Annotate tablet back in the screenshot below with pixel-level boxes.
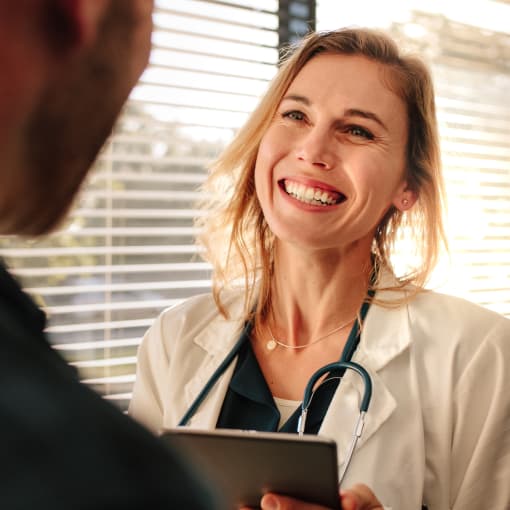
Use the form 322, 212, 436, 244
162, 428, 341, 510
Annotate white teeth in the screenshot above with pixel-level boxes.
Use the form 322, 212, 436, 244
283, 180, 339, 206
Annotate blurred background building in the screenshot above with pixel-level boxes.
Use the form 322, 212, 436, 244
1, 0, 508, 411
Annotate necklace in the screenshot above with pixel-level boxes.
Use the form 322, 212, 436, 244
265, 316, 356, 351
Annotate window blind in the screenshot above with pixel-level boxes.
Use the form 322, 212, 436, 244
317, 0, 510, 318
0, 0, 279, 412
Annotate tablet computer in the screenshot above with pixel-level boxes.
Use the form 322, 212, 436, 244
162, 428, 341, 510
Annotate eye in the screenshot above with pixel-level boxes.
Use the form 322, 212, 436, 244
282, 110, 306, 122
346, 125, 374, 140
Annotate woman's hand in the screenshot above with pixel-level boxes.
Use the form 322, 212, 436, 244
239, 484, 383, 510
340, 485, 384, 510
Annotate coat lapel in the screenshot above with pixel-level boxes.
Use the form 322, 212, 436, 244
182, 301, 247, 429
320, 296, 411, 468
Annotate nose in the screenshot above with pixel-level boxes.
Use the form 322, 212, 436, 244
295, 126, 335, 170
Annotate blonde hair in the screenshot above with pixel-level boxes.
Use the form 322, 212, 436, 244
196, 27, 447, 318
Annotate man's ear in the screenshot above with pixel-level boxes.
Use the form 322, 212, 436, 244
392, 181, 418, 212
46, 0, 109, 52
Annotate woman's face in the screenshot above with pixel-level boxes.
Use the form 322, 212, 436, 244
254, 53, 415, 254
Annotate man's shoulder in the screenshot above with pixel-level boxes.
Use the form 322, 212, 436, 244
0, 305, 217, 509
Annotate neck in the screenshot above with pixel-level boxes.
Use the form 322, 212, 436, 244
265, 242, 372, 348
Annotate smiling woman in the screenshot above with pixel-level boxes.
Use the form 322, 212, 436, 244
129, 27, 510, 510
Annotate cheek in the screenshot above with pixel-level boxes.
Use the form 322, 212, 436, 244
254, 136, 274, 186
257, 131, 275, 163
254, 126, 293, 206
254, 149, 268, 206
363, 153, 405, 191
130, 2, 154, 80
257, 123, 289, 165
254, 141, 280, 216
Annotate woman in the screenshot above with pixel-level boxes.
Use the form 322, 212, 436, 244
129, 28, 510, 509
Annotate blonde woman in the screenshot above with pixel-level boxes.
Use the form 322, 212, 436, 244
130, 28, 510, 510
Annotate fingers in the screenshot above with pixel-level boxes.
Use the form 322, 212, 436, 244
259, 493, 333, 510
238, 485, 381, 510
340, 484, 383, 510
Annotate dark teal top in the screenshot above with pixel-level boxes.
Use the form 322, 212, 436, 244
216, 305, 368, 434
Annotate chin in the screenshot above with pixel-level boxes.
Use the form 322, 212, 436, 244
272, 228, 334, 252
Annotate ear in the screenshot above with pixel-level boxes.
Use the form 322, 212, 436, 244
392, 180, 418, 212
46, 0, 109, 51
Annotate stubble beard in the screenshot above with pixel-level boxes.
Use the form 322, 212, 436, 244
18, 0, 142, 236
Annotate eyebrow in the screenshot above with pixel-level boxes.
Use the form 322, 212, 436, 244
344, 108, 388, 131
282, 94, 311, 106
281, 95, 388, 131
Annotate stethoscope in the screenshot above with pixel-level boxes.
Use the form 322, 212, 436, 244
178, 300, 373, 487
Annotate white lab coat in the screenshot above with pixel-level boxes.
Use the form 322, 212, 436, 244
129, 286, 510, 509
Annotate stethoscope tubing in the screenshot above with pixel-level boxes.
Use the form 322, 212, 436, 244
302, 360, 372, 414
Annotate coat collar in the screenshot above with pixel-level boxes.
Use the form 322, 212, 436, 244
182, 290, 248, 428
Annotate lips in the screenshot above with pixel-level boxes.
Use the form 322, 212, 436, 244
280, 179, 346, 206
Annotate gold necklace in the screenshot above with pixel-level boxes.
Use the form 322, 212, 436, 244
265, 316, 356, 351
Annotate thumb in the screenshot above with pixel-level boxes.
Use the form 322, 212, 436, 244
340, 489, 359, 510
340, 484, 382, 510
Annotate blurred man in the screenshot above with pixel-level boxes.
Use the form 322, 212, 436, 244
0, 1, 218, 508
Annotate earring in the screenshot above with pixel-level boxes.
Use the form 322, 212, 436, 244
402, 198, 409, 208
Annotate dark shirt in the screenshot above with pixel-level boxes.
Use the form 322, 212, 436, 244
0, 261, 220, 510
216, 322, 357, 434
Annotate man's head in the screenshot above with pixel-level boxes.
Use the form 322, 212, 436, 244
0, 0, 154, 235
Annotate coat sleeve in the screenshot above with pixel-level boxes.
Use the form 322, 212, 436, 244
128, 314, 170, 434
450, 316, 510, 509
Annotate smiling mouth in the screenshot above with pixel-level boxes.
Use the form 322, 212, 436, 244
280, 179, 346, 206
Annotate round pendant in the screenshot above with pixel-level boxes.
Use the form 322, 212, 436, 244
266, 339, 277, 351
